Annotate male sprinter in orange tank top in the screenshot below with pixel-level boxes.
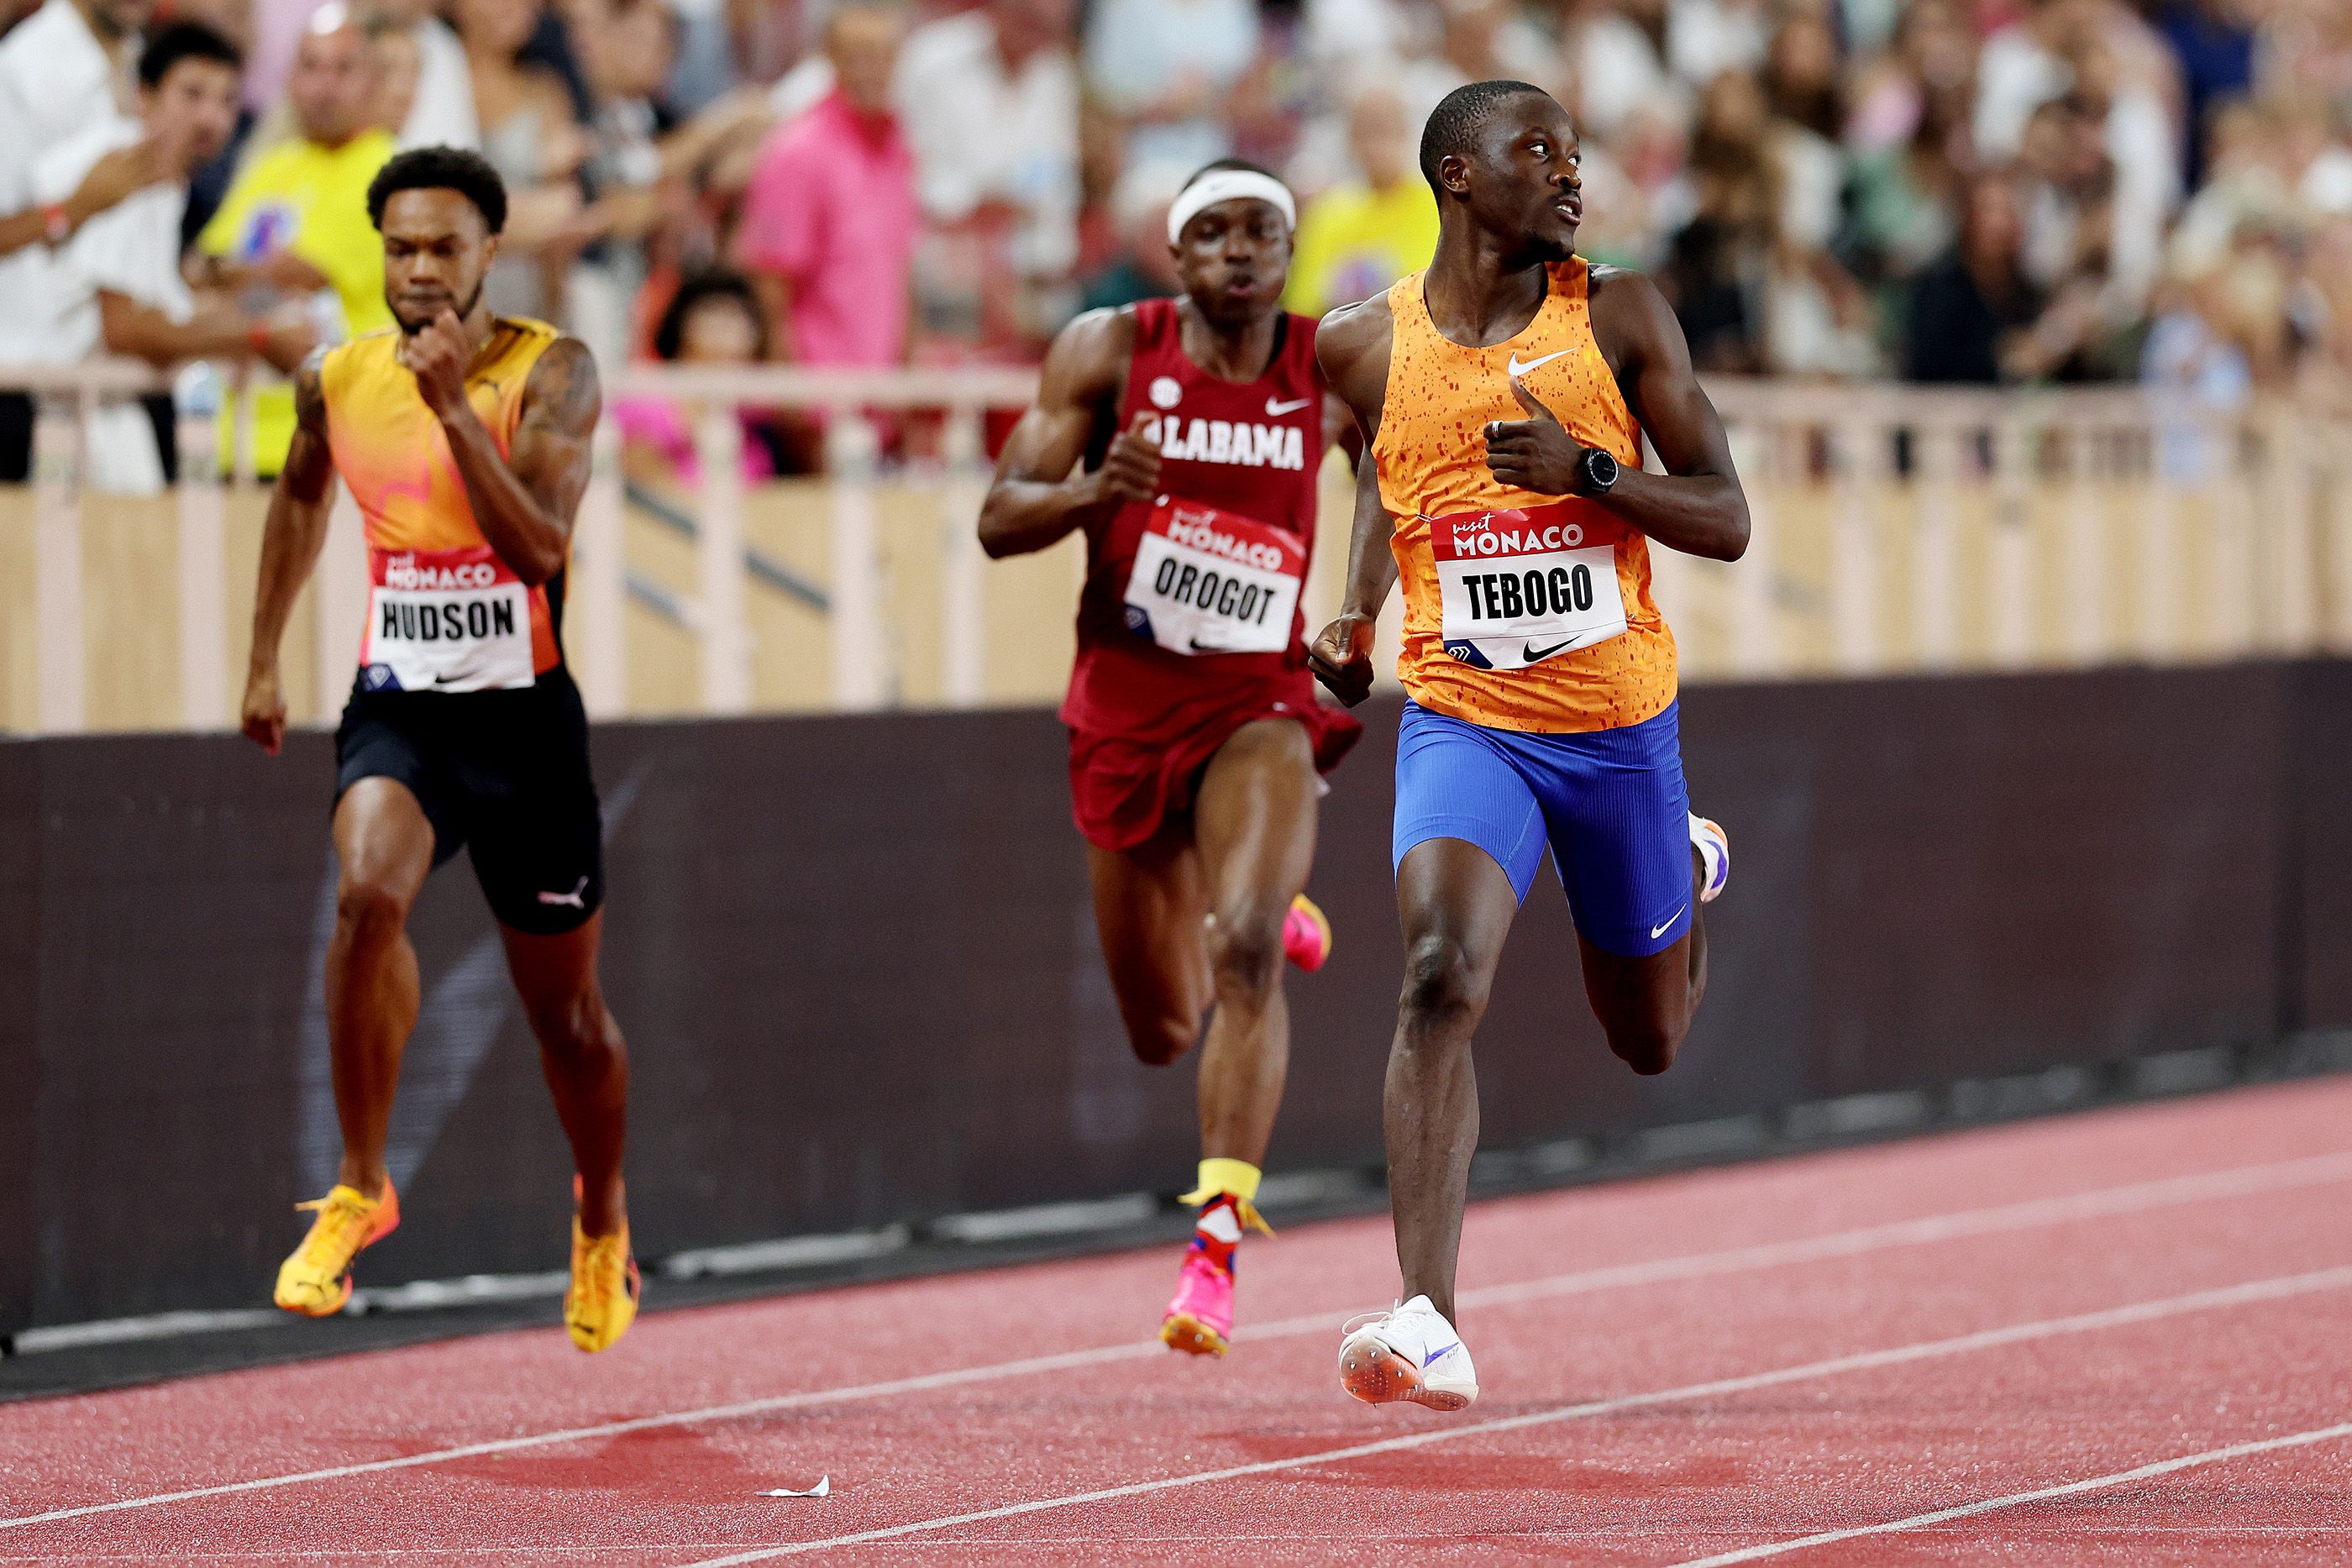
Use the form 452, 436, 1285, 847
981, 160, 1362, 1356
239, 148, 638, 1352
1312, 81, 1747, 1410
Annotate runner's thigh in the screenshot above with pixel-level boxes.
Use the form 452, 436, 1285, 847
1194, 717, 1320, 915
1539, 701, 1691, 959
1392, 702, 1548, 903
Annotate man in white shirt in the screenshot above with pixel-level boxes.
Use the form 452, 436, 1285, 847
1083, 0, 1257, 173
0, 0, 151, 478
893, 0, 1079, 338
37, 20, 314, 488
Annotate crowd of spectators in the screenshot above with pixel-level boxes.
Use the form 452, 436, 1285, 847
4, 0, 2352, 487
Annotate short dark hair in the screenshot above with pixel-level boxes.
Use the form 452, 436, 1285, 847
653, 269, 769, 362
1180, 156, 1284, 191
366, 146, 509, 234
1419, 78, 1553, 193
138, 19, 242, 89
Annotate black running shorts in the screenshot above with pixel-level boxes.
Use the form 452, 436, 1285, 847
333, 666, 604, 935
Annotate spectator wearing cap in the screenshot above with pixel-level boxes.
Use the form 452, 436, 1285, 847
35, 22, 317, 489
735, 0, 914, 370
195, 3, 396, 474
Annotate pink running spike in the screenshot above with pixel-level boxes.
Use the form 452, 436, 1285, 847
1282, 894, 1332, 973
1160, 1248, 1235, 1356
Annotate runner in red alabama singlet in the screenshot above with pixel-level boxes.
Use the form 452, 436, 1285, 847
1061, 294, 1357, 832
980, 161, 1362, 1361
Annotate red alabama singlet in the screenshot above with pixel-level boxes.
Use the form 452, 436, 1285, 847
1059, 297, 1360, 851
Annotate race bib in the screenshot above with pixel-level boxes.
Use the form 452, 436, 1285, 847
1122, 496, 1305, 656
360, 544, 536, 692
1431, 503, 1628, 671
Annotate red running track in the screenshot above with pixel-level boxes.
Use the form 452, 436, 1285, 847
5, 1077, 2351, 1564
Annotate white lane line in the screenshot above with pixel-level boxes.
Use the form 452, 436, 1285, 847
8, 1149, 2351, 1534
1669, 1419, 2352, 1566
1446, 1146, 2352, 1314
680, 1266, 2352, 1565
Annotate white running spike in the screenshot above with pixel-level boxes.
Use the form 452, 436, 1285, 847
1689, 813, 1730, 904
1336, 1294, 1479, 1411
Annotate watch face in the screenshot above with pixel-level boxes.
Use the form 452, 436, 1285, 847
1586, 449, 1619, 490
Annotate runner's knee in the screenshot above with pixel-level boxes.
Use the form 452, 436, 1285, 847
1122, 1009, 1198, 1067
1399, 932, 1489, 1032
333, 873, 412, 945
1604, 1011, 1686, 1076
528, 989, 617, 1063
1205, 903, 1284, 997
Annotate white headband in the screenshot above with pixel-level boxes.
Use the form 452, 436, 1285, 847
1167, 170, 1296, 245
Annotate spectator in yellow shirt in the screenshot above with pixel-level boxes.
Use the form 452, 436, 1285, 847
1281, 83, 1437, 318
196, 3, 395, 472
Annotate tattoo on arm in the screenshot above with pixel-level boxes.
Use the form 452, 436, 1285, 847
248, 345, 340, 676
521, 338, 603, 440
512, 337, 601, 527
281, 347, 336, 505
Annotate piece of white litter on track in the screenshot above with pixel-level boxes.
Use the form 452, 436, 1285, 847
758, 1478, 830, 1498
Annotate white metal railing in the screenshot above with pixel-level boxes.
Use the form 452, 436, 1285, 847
5, 360, 2351, 736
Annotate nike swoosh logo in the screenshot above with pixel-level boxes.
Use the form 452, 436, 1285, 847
1651, 905, 1688, 940
1425, 1341, 1460, 1366
1505, 349, 1571, 379
1524, 639, 1572, 661
1265, 396, 1313, 417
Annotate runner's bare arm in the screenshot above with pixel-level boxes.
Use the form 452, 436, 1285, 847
1322, 390, 1363, 469
978, 308, 1147, 559
1306, 298, 1397, 706
242, 349, 338, 755
406, 312, 597, 585
1490, 266, 1747, 561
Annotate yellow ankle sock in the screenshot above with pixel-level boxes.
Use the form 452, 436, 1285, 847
1179, 1157, 1274, 1235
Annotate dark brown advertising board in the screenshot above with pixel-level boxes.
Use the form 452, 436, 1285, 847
3, 661, 2343, 1335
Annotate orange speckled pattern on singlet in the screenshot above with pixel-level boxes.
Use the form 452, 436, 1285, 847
1373, 260, 1676, 734
321, 317, 565, 674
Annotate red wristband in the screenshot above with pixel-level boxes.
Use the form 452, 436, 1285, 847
247, 322, 273, 357
39, 203, 71, 245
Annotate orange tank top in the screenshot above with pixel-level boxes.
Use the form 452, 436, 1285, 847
1373, 260, 1675, 734
321, 317, 566, 692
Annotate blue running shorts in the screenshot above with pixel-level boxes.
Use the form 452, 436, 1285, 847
1392, 699, 1693, 957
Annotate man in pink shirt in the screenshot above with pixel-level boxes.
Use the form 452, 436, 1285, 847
734, 1, 914, 368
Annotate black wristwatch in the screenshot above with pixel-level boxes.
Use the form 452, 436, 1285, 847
1578, 447, 1620, 495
